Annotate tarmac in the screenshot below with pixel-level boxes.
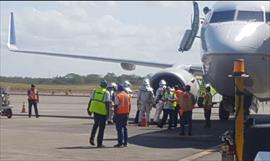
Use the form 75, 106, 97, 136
0, 95, 235, 161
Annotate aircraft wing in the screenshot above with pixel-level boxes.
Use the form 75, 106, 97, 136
6, 13, 173, 71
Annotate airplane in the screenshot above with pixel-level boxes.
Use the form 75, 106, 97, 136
6, 1, 270, 120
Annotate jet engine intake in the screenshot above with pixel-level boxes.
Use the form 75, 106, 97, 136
150, 69, 199, 98
120, 63, 136, 71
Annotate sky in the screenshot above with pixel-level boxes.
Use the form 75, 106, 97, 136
0, 1, 216, 78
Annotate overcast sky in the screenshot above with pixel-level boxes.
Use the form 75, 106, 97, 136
0, 1, 216, 78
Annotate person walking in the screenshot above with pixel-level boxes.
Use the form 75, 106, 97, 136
113, 84, 131, 147
158, 87, 176, 129
27, 84, 39, 118
138, 78, 155, 126
153, 80, 166, 124
88, 80, 110, 148
179, 85, 196, 136
203, 85, 213, 128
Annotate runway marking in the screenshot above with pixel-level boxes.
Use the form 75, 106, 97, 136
179, 144, 221, 161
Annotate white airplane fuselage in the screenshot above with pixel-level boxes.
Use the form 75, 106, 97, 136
200, 1, 270, 101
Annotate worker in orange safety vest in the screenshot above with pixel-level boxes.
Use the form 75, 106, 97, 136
113, 84, 131, 148
173, 85, 184, 127
27, 84, 39, 118
179, 85, 196, 136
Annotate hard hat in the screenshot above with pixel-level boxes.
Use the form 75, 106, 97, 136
108, 82, 117, 88
205, 84, 211, 88
124, 80, 131, 87
143, 78, 150, 86
111, 82, 117, 88
159, 80, 166, 86
100, 80, 108, 88
117, 84, 125, 92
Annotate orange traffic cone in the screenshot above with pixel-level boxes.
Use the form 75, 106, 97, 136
21, 102, 26, 113
140, 110, 148, 127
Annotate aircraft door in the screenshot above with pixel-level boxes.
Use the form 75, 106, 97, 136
178, 1, 199, 52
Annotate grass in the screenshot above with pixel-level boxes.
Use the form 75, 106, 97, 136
0, 82, 140, 94
0, 82, 97, 93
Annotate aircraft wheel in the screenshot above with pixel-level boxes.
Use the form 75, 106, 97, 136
6, 109, 12, 118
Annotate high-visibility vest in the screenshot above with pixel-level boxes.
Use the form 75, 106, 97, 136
175, 89, 184, 106
116, 91, 131, 114
179, 92, 194, 112
89, 87, 108, 116
203, 92, 212, 109
164, 92, 177, 108
28, 89, 38, 101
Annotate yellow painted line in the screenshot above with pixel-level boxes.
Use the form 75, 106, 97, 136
179, 144, 221, 161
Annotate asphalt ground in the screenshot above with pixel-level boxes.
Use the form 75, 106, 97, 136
0, 95, 235, 161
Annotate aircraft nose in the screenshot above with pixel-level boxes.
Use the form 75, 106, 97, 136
203, 23, 267, 54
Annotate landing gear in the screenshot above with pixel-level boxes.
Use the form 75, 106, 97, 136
219, 96, 234, 120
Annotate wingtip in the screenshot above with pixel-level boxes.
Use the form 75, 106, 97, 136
7, 12, 17, 48
7, 43, 18, 51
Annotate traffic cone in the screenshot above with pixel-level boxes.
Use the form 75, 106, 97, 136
21, 102, 26, 113
140, 110, 148, 127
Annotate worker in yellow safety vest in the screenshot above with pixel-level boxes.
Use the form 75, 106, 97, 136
158, 86, 176, 129
179, 85, 196, 136
203, 86, 213, 128
88, 80, 110, 148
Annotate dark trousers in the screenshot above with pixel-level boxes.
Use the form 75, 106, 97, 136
160, 109, 174, 128
180, 111, 192, 135
90, 113, 107, 146
115, 114, 128, 145
28, 100, 39, 117
134, 110, 140, 123
173, 106, 180, 127
204, 109, 211, 127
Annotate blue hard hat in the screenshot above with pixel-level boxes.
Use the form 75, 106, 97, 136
100, 80, 108, 88
117, 84, 125, 92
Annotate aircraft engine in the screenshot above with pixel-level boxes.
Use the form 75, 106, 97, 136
120, 63, 136, 71
150, 68, 199, 98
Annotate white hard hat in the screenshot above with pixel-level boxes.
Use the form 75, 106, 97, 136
108, 82, 117, 90
111, 82, 117, 88
159, 80, 166, 86
143, 78, 150, 86
124, 80, 131, 87
205, 83, 211, 88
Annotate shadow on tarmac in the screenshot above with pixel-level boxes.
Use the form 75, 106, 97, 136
128, 120, 234, 149
57, 146, 115, 149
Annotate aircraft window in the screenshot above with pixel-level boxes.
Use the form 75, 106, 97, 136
237, 11, 264, 22
210, 10, 235, 23
266, 12, 270, 22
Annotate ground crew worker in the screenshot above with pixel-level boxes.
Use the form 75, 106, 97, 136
138, 78, 155, 126
173, 85, 184, 127
203, 86, 212, 128
179, 85, 196, 136
88, 80, 110, 148
113, 84, 131, 147
27, 84, 39, 118
158, 87, 176, 129
107, 82, 117, 125
153, 80, 166, 124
